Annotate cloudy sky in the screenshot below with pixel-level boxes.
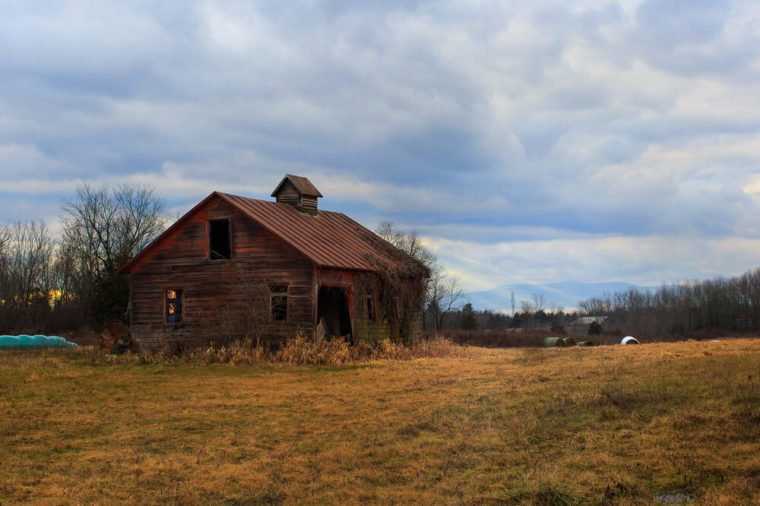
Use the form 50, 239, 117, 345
2, 0, 760, 291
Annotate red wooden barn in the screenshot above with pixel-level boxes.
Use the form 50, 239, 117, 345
122, 175, 428, 350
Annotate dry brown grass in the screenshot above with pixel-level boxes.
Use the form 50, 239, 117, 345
105, 335, 462, 366
1, 339, 759, 504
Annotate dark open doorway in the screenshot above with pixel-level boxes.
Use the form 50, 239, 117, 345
317, 286, 352, 342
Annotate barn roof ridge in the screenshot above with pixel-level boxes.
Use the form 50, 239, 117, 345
217, 192, 411, 272
123, 191, 426, 276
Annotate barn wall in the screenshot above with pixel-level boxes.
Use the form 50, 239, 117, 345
129, 197, 315, 350
316, 269, 426, 345
347, 271, 392, 345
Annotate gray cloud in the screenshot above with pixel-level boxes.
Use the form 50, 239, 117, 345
1, 0, 760, 288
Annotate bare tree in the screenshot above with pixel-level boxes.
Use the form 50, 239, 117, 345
0, 224, 10, 251
519, 299, 535, 331
5, 222, 54, 303
520, 299, 534, 314
428, 272, 466, 330
376, 220, 465, 331
531, 293, 546, 313
61, 183, 167, 323
0, 222, 56, 332
376, 221, 404, 249
376, 220, 436, 268
0, 224, 9, 298
62, 183, 166, 274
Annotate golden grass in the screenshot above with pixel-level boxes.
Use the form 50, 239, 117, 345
104, 336, 462, 366
1, 339, 759, 505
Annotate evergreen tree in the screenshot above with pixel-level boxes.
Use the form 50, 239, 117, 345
460, 303, 478, 330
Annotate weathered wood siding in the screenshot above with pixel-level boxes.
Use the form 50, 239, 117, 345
347, 270, 390, 344
129, 197, 315, 350
299, 195, 318, 215
274, 180, 300, 206
274, 180, 318, 214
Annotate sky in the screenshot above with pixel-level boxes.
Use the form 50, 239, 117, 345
1, 0, 760, 291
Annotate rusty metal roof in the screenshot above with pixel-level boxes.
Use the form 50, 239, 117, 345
219, 192, 413, 272
123, 191, 425, 275
271, 174, 323, 198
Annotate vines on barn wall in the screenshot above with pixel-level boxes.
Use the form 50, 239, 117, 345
352, 272, 386, 344
359, 226, 430, 343
366, 257, 427, 344
352, 274, 370, 340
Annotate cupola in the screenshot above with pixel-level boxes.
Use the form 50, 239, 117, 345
271, 174, 323, 215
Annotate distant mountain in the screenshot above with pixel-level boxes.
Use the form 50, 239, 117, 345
466, 281, 650, 312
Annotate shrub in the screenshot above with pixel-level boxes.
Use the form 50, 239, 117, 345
588, 322, 603, 335
185, 338, 269, 365
110, 335, 138, 355
276, 334, 352, 366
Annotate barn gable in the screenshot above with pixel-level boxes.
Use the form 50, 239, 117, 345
124, 178, 426, 277
121, 194, 314, 275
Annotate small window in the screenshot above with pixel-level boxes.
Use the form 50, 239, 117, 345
209, 219, 231, 259
366, 294, 376, 321
165, 289, 183, 323
271, 284, 288, 321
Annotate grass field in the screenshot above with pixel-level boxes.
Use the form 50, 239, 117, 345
1, 340, 759, 505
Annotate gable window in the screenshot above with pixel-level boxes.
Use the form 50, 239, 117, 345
270, 284, 288, 321
366, 293, 376, 321
165, 289, 183, 324
209, 219, 231, 259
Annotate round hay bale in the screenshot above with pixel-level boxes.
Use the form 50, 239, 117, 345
543, 337, 565, 347
621, 336, 640, 345
561, 337, 576, 347
576, 341, 594, 347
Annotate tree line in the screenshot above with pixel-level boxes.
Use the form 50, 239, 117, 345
578, 268, 760, 337
0, 184, 166, 333
2, 189, 463, 335
2, 188, 457, 335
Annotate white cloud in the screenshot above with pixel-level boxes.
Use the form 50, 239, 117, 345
1, 0, 760, 289
426, 234, 760, 291
0, 143, 77, 178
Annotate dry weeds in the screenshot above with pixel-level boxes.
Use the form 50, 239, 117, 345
1, 339, 759, 505
97, 335, 462, 366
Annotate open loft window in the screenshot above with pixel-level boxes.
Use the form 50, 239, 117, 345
165, 289, 182, 324
271, 284, 288, 321
209, 219, 231, 259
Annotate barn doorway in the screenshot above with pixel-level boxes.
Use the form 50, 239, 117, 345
317, 286, 353, 342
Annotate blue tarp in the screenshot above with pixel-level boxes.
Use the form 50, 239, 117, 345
0, 335, 78, 349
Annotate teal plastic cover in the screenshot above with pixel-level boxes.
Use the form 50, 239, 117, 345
0, 335, 78, 349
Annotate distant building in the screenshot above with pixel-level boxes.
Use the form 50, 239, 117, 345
122, 174, 429, 350
569, 316, 608, 335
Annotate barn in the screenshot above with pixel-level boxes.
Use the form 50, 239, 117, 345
121, 175, 429, 351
